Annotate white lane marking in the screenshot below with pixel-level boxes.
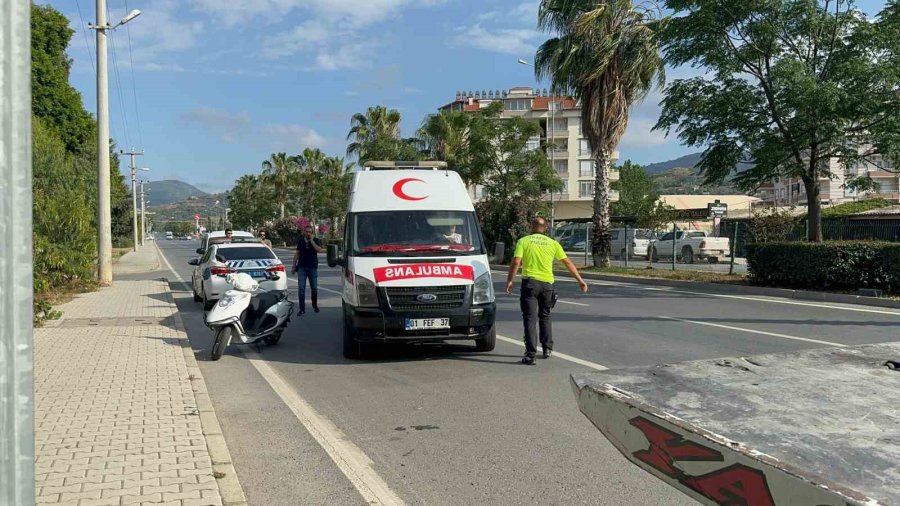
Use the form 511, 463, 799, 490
503, 293, 590, 307
659, 316, 847, 348
243, 352, 406, 506
495, 270, 900, 317
156, 243, 191, 289
495, 334, 609, 370
160, 245, 404, 505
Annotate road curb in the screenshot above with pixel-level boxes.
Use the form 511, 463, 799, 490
491, 264, 900, 310
161, 245, 249, 506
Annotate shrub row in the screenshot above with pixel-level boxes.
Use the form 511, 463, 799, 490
745, 241, 900, 293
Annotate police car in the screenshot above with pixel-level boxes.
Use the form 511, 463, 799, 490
190, 243, 286, 310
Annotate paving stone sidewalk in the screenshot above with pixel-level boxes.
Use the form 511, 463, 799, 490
34, 274, 232, 505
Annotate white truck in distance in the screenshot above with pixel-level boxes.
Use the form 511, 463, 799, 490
648, 230, 730, 264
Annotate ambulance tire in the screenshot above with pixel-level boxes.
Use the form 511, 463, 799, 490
342, 308, 361, 359
475, 324, 496, 352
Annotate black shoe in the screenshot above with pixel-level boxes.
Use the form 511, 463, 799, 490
542, 349, 552, 359
313, 307, 320, 313
521, 356, 536, 365
299, 310, 306, 315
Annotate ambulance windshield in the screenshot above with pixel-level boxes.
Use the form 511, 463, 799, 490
351, 211, 484, 256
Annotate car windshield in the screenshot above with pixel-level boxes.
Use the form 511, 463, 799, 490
216, 247, 276, 261
634, 230, 652, 239
352, 211, 484, 256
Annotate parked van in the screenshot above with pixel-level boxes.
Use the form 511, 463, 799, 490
327, 161, 496, 359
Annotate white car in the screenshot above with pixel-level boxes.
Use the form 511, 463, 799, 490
196, 230, 256, 258
190, 243, 287, 310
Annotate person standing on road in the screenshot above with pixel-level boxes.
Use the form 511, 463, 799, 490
506, 217, 588, 365
291, 226, 324, 315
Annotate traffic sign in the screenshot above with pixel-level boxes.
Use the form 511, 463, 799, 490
193, 214, 201, 220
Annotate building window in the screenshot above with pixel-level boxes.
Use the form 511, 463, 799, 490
579, 181, 594, 197
579, 160, 594, 177
553, 160, 567, 174
578, 139, 591, 155
550, 118, 567, 133
525, 137, 541, 151
504, 98, 532, 111
560, 180, 569, 194
549, 101, 562, 112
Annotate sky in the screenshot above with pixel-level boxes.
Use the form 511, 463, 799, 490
47, 0, 888, 194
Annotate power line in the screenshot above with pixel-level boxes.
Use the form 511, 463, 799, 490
123, 0, 144, 150
106, 8, 132, 150
73, 0, 96, 73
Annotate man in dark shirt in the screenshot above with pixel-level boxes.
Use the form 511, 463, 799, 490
291, 226, 323, 314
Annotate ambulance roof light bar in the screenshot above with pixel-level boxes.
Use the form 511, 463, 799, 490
362, 161, 448, 171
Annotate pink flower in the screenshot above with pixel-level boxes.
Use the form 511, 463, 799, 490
294, 217, 310, 229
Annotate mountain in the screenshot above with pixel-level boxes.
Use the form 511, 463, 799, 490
643, 152, 703, 175
150, 193, 227, 224
146, 180, 209, 206
651, 167, 737, 195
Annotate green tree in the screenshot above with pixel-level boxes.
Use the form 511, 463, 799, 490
31, 3, 95, 154
612, 161, 659, 221
655, 0, 900, 242
346, 106, 419, 163
536, 0, 667, 267
261, 152, 300, 218
229, 174, 277, 229
467, 103, 563, 261
417, 110, 474, 183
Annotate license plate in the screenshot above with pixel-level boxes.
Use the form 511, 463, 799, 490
405, 318, 450, 330
248, 270, 266, 278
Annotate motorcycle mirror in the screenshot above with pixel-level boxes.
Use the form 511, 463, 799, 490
196, 248, 205, 255
188, 259, 199, 266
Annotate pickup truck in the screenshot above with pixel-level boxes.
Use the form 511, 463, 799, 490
571, 342, 900, 505
648, 230, 730, 264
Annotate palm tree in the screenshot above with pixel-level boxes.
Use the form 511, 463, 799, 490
536, 0, 666, 267
261, 152, 300, 218
346, 106, 402, 162
417, 110, 473, 183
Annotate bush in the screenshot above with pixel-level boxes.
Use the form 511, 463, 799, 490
746, 242, 900, 292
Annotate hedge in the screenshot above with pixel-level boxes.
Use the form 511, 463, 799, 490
745, 241, 900, 293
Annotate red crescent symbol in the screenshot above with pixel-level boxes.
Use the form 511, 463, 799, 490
392, 178, 428, 201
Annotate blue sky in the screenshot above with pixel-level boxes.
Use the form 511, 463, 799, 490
48, 0, 888, 193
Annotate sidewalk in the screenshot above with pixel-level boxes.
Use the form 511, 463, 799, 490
34, 245, 244, 505
113, 243, 161, 274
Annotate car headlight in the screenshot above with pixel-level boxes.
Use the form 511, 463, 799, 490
355, 274, 379, 307
472, 272, 494, 304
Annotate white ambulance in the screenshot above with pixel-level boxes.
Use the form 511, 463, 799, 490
326, 161, 496, 359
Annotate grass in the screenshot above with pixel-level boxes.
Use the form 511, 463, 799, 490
112, 247, 132, 262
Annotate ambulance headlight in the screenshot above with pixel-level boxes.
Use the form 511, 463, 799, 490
355, 274, 379, 307
472, 272, 494, 304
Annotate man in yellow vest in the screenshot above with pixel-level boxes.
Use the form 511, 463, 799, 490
506, 217, 588, 365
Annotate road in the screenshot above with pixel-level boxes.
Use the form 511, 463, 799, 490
147, 239, 899, 505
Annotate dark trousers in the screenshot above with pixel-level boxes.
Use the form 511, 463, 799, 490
297, 266, 318, 312
520, 278, 554, 357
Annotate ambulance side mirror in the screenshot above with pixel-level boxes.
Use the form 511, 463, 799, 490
326, 244, 344, 268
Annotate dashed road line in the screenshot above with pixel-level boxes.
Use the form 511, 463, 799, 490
495, 334, 609, 370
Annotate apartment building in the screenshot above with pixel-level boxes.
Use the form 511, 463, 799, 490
770, 153, 898, 206
439, 87, 619, 221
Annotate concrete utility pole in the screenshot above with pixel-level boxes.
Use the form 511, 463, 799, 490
139, 180, 147, 246
1, 0, 35, 503
89, 4, 141, 281
95, 0, 113, 281
121, 150, 144, 252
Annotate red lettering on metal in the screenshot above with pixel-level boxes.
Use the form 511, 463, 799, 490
630, 417, 723, 477
685, 465, 776, 506
373, 264, 474, 283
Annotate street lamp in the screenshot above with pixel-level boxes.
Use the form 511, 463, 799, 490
88, 3, 142, 284
518, 58, 556, 233
137, 170, 149, 246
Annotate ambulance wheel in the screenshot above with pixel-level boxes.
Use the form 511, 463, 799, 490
475, 325, 496, 352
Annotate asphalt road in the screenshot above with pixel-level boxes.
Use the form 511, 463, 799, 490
147, 239, 900, 505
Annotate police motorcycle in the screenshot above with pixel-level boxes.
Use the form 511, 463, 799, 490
206, 271, 294, 361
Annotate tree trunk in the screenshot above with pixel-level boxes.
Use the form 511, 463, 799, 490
802, 177, 823, 242
591, 149, 612, 268
279, 202, 285, 219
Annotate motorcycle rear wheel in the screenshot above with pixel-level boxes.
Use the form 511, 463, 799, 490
211, 326, 232, 361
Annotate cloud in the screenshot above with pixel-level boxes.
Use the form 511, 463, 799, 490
181, 108, 251, 143
620, 118, 670, 148
260, 124, 330, 151
452, 24, 541, 55
118, 0, 204, 64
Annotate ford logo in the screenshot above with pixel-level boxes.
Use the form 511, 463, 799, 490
416, 293, 438, 303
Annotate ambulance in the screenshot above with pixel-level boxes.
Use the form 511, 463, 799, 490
326, 161, 496, 359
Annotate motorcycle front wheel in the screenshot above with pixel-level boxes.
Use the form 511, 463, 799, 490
211, 326, 233, 361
